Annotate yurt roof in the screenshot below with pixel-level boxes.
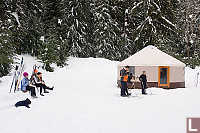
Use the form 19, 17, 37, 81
119, 45, 186, 67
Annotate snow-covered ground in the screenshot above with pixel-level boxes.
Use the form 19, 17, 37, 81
0, 55, 200, 133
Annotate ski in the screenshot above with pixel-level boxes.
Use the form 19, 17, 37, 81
9, 65, 19, 93
15, 63, 25, 92
14, 57, 24, 92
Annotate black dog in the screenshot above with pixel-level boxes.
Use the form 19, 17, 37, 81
15, 98, 31, 108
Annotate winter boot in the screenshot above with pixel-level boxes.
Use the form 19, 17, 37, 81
44, 90, 49, 93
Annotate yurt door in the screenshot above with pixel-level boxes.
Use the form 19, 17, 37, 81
158, 66, 170, 88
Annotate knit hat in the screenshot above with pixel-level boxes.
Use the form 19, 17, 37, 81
23, 72, 28, 77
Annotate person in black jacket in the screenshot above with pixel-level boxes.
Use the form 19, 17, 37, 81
31, 72, 53, 96
139, 71, 147, 95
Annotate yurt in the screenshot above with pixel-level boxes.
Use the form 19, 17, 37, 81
117, 45, 186, 89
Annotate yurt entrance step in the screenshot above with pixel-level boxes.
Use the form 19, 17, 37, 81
158, 66, 170, 88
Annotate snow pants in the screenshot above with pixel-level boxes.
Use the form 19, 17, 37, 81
35, 83, 52, 94
121, 81, 129, 96
26, 85, 36, 96
141, 82, 147, 94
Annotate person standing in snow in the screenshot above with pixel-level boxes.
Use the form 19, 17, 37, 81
120, 66, 130, 97
21, 72, 37, 98
31, 71, 53, 96
139, 71, 148, 95
127, 73, 135, 89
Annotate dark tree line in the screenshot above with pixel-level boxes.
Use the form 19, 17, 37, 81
0, 0, 200, 77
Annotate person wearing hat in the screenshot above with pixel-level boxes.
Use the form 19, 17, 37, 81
30, 68, 38, 83
31, 71, 53, 96
120, 66, 130, 97
21, 72, 37, 98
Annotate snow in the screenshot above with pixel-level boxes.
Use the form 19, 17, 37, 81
10, 12, 21, 27
0, 55, 200, 133
76, 19, 79, 28
125, 9, 128, 14
153, 1, 161, 12
125, 22, 128, 26
131, 1, 143, 12
190, 39, 194, 44
161, 16, 176, 28
58, 19, 62, 25
136, 16, 148, 31
8, 19, 11, 23
40, 36, 44, 42
185, 67, 200, 87
134, 36, 139, 41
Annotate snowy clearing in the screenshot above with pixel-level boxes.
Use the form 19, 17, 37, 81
0, 55, 200, 133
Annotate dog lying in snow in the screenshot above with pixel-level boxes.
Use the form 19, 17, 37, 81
15, 98, 31, 108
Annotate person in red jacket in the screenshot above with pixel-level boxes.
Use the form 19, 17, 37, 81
21, 72, 37, 98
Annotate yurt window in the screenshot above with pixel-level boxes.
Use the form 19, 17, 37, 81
129, 66, 135, 76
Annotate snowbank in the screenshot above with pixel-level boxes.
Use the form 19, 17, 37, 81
0, 55, 200, 133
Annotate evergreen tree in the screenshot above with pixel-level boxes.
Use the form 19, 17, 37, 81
19, 0, 44, 56
131, 0, 178, 49
38, 0, 69, 71
62, 0, 94, 57
176, 0, 200, 67
0, 0, 15, 77
109, 0, 136, 60
93, 0, 122, 60
4, 0, 44, 55
1, 0, 200, 76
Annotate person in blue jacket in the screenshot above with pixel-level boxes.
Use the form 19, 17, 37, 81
21, 72, 37, 98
